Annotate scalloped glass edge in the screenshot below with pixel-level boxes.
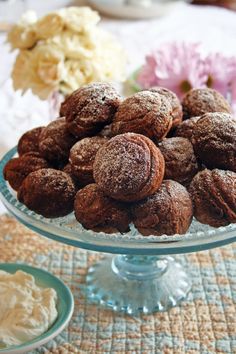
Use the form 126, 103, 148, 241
1, 148, 236, 253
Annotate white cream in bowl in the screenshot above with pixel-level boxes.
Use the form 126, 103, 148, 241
0, 270, 58, 349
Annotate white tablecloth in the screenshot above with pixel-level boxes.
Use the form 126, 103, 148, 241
1, 2, 236, 213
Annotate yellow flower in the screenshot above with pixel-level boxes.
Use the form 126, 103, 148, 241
35, 13, 64, 40
58, 7, 100, 33
8, 24, 37, 49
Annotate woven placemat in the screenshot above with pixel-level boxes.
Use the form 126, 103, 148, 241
0, 214, 235, 354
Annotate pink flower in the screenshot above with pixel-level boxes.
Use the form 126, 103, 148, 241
204, 53, 236, 97
137, 42, 207, 98
230, 80, 236, 115
227, 59, 236, 113
137, 55, 157, 89
137, 41, 236, 113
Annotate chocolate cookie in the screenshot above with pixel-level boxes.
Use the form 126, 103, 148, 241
18, 168, 76, 218
182, 88, 231, 119
62, 82, 121, 138
132, 180, 193, 236
38, 118, 77, 164
93, 133, 165, 202
189, 169, 236, 227
18, 127, 44, 156
62, 163, 81, 189
159, 137, 199, 187
111, 91, 173, 142
191, 112, 236, 171
74, 184, 131, 233
3, 153, 50, 191
99, 124, 114, 138
174, 116, 200, 143
69, 136, 108, 186
149, 87, 183, 128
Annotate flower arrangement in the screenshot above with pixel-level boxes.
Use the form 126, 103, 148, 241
137, 42, 236, 109
7, 7, 126, 100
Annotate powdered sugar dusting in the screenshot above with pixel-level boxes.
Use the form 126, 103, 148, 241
67, 83, 121, 123
192, 112, 236, 171
112, 91, 172, 141
189, 168, 236, 227
114, 91, 162, 123
70, 136, 107, 167
39, 117, 76, 162
175, 116, 200, 141
159, 137, 198, 186
183, 88, 231, 118
94, 133, 151, 196
64, 82, 122, 137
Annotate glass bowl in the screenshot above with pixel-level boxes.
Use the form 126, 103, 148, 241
1, 147, 236, 315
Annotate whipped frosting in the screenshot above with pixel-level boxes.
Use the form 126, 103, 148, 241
0, 270, 58, 349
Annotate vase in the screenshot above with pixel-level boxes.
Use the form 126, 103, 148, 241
48, 91, 65, 120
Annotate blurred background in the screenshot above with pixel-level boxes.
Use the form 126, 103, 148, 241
191, 0, 236, 9
0, 0, 236, 29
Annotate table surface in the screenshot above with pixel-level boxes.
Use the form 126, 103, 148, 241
1, 214, 236, 354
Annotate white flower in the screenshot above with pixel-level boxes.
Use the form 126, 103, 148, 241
9, 6, 126, 99
91, 29, 126, 82
58, 29, 126, 94
8, 24, 37, 49
60, 59, 93, 94
19, 10, 38, 26
57, 7, 100, 33
46, 30, 95, 60
30, 45, 64, 98
33, 45, 64, 84
12, 45, 65, 99
35, 13, 64, 40
12, 50, 33, 92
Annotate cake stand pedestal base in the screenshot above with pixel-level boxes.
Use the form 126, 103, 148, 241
86, 255, 191, 315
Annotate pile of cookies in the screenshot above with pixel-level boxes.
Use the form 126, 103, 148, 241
3, 82, 236, 236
